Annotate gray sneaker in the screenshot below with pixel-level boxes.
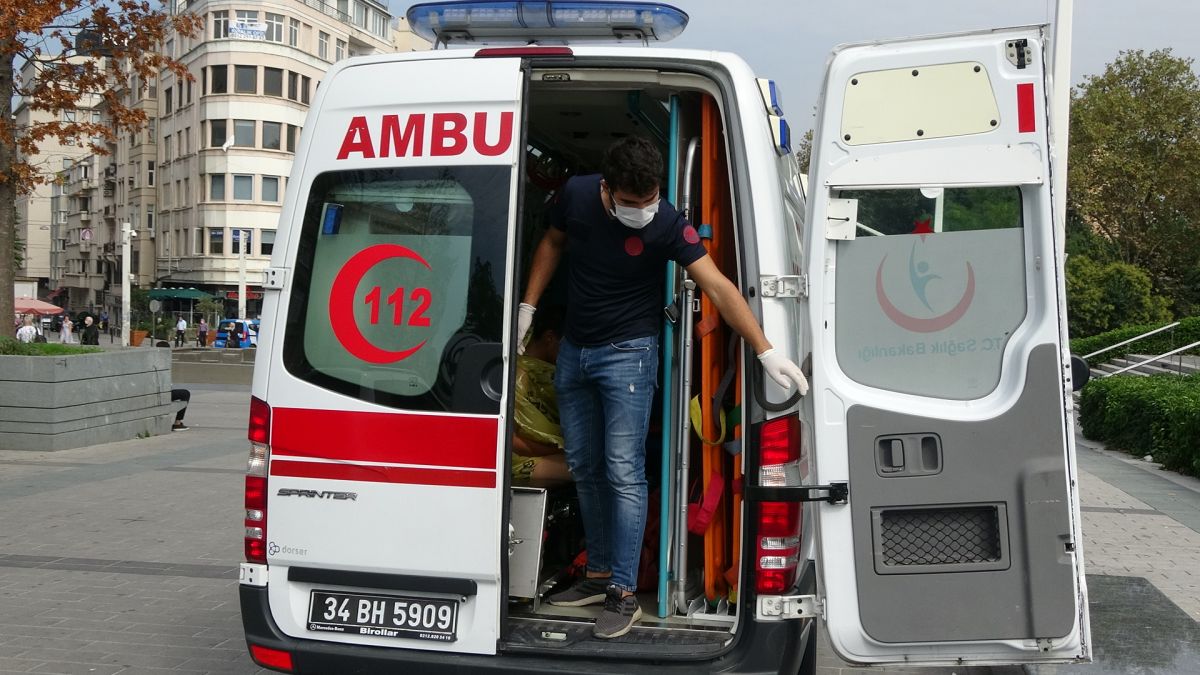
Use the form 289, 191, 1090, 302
547, 576, 610, 607
593, 586, 642, 639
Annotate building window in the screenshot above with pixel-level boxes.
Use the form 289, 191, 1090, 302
289, 18, 300, 46
233, 174, 254, 200
301, 76, 311, 104
373, 12, 388, 37
210, 174, 225, 200
233, 119, 255, 147
163, 135, 171, 161
211, 65, 227, 94
212, 10, 229, 38
184, 127, 191, 155
186, 79, 192, 104
264, 67, 283, 97
335, 39, 346, 61
210, 119, 227, 147
265, 13, 284, 42
318, 31, 329, 60
184, 177, 190, 204
235, 10, 258, 25
165, 39, 174, 58
201, 67, 207, 95
163, 88, 172, 114
261, 229, 275, 256
208, 228, 224, 255
262, 122, 282, 150
287, 72, 299, 101
193, 228, 203, 255
287, 124, 299, 153
235, 65, 256, 94
262, 176, 280, 202
147, 161, 155, 187
354, 2, 366, 28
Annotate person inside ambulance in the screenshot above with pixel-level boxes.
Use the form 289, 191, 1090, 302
511, 305, 572, 486
518, 136, 809, 639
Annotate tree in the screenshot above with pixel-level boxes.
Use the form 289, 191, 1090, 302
0, 1, 202, 326
795, 128, 813, 175
1068, 49, 1200, 313
1065, 255, 1172, 337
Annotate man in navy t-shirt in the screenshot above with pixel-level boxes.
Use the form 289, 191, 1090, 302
518, 136, 807, 639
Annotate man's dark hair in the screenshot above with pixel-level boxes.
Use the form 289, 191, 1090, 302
531, 304, 565, 340
601, 136, 663, 196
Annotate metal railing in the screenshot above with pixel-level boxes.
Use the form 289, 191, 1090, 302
1082, 321, 1180, 360
1103, 341, 1200, 377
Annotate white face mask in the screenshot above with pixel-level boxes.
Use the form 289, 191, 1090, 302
612, 201, 659, 229
606, 185, 660, 229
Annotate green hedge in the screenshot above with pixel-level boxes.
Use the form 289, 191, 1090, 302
0, 337, 102, 356
1078, 373, 1200, 477
1070, 316, 1200, 367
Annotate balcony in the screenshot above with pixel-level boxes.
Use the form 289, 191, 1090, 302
79, 211, 91, 222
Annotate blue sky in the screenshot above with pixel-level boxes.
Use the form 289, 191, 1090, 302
390, 0, 1200, 133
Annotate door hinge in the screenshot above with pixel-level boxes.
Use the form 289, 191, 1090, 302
760, 274, 807, 299
757, 594, 821, 620
264, 267, 288, 290
1007, 38, 1032, 69
746, 482, 849, 505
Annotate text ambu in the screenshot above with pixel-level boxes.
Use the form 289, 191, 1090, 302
337, 111, 515, 160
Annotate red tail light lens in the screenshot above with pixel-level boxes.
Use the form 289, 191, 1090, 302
249, 395, 271, 445
249, 644, 294, 671
245, 475, 267, 563
245, 396, 271, 564
756, 416, 803, 594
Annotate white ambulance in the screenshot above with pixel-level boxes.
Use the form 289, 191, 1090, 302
239, 1, 1092, 672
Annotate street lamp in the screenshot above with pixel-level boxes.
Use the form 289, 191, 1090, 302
237, 228, 248, 320
120, 222, 136, 347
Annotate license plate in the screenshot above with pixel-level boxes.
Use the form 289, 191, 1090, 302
307, 590, 458, 642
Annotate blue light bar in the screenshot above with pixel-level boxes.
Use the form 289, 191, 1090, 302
756, 78, 784, 116
407, 1, 689, 45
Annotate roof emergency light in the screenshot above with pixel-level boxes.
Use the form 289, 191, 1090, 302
407, 1, 689, 46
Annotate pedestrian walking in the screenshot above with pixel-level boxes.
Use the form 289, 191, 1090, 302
197, 318, 208, 347
175, 315, 187, 348
15, 316, 37, 343
60, 315, 74, 344
171, 388, 191, 431
80, 316, 100, 345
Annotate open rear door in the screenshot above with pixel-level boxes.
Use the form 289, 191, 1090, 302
262, 55, 524, 656
806, 27, 1089, 665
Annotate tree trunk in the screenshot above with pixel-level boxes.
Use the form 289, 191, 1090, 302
0, 47, 16, 328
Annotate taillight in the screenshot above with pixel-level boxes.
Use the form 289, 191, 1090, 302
756, 415, 803, 594
245, 396, 271, 564
249, 644, 294, 671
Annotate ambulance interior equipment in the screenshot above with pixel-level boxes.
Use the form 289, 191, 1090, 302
505, 71, 763, 649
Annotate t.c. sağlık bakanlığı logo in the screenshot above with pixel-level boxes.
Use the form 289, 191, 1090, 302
874, 217, 975, 333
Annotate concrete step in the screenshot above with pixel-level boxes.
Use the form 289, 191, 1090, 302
1128, 354, 1200, 375
1110, 357, 1184, 377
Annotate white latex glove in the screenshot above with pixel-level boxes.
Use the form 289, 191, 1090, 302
516, 303, 536, 355
757, 348, 810, 396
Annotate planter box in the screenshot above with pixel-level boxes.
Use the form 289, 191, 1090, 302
0, 349, 176, 451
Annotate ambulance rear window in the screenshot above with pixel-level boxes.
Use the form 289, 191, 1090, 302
283, 166, 510, 413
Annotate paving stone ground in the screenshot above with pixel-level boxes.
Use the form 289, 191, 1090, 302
0, 385, 1196, 674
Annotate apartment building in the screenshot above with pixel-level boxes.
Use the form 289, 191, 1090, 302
153, 0, 396, 317
13, 58, 104, 306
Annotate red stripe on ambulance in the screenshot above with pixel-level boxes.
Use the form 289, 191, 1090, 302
336, 111, 515, 160
271, 407, 498, 469
270, 460, 496, 489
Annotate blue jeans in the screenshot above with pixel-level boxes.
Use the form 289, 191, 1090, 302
555, 335, 659, 593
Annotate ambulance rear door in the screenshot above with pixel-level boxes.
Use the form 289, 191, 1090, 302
805, 27, 1090, 665
262, 54, 524, 656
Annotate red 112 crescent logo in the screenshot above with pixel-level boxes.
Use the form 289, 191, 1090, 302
329, 244, 433, 364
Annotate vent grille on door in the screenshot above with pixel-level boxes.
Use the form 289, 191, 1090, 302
880, 505, 1002, 566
